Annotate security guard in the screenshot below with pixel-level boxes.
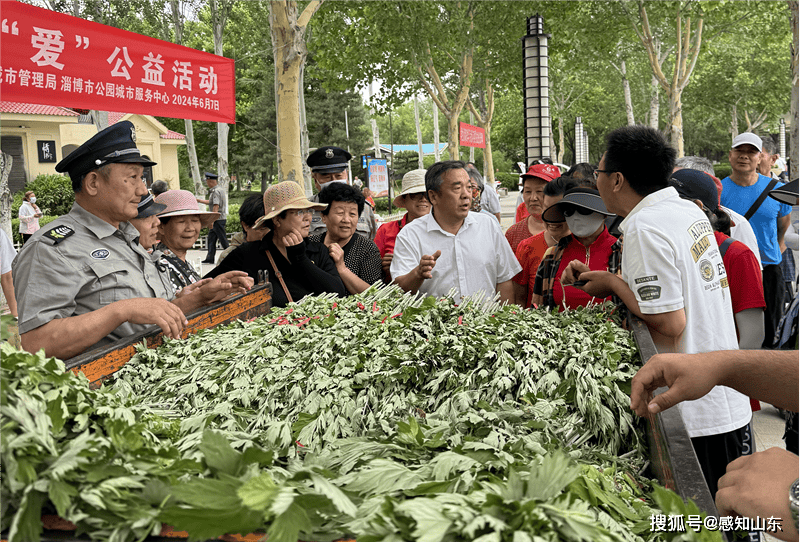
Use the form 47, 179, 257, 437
307, 146, 377, 239
12, 121, 252, 360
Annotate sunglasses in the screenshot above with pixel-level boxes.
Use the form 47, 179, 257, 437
562, 206, 596, 218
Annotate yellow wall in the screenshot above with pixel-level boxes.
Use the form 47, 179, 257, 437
0, 112, 184, 191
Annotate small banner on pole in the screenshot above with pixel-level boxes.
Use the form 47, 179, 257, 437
0, 0, 236, 123
367, 159, 389, 198
459, 122, 486, 149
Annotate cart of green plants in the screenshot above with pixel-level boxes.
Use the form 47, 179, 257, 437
1, 285, 722, 542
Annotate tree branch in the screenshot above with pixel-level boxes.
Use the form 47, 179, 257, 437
298, 0, 324, 29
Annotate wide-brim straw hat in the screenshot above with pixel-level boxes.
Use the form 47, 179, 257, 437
769, 178, 798, 206
253, 181, 327, 229
393, 169, 428, 208
542, 188, 612, 223
155, 189, 220, 228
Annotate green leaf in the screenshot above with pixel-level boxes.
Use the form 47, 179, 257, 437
199, 430, 242, 476
237, 472, 279, 513
525, 453, 581, 501
48, 479, 77, 519
266, 501, 312, 542
8, 488, 45, 542
310, 472, 357, 517
394, 498, 452, 542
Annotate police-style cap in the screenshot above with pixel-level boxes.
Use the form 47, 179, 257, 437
205, 172, 218, 179
135, 193, 166, 219
56, 120, 156, 184
307, 146, 352, 173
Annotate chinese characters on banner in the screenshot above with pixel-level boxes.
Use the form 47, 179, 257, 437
0, 0, 235, 123
368, 159, 389, 198
459, 122, 486, 149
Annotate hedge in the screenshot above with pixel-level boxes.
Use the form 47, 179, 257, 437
495, 172, 520, 191
713, 163, 732, 180
10, 216, 59, 245
11, 174, 73, 218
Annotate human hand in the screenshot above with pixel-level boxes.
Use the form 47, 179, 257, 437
381, 252, 394, 274
282, 229, 304, 247
196, 271, 254, 304
716, 448, 799, 542
629, 353, 720, 417
118, 297, 187, 339
175, 278, 213, 298
329, 243, 345, 267
561, 260, 590, 286
569, 270, 615, 298
416, 250, 441, 280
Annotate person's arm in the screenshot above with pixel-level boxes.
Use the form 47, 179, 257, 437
286, 240, 346, 296
630, 349, 799, 417
328, 243, 370, 295
512, 282, 527, 307
393, 252, 440, 294
21, 298, 187, 359
716, 448, 798, 542
1, 271, 17, 317
212, 204, 220, 213
564, 264, 686, 338
496, 279, 514, 305
172, 271, 253, 314
196, 198, 210, 205
778, 213, 791, 253
494, 213, 501, 223
735, 308, 765, 350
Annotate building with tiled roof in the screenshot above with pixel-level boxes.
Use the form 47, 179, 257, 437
1, 103, 185, 193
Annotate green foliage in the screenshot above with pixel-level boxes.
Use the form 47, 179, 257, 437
11, 174, 73, 218
198, 204, 242, 238
495, 172, 520, 192
713, 164, 732, 180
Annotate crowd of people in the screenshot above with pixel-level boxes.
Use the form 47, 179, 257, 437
1, 120, 798, 539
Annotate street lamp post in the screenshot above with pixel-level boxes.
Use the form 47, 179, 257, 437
522, 14, 551, 166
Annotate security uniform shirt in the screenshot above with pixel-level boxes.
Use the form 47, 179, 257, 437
12, 202, 175, 352
208, 185, 227, 220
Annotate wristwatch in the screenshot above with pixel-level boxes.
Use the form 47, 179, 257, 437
791, 478, 799, 531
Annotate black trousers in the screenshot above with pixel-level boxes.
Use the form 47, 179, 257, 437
21, 233, 32, 245
691, 424, 746, 498
205, 219, 228, 261
762, 264, 786, 348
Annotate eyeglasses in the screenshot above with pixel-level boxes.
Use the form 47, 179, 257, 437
593, 169, 616, 181
291, 209, 313, 217
562, 206, 596, 218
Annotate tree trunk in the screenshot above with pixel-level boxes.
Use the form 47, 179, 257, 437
648, 73, 660, 129
468, 111, 475, 163
299, 64, 313, 194
730, 103, 739, 141
620, 59, 635, 125
668, 87, 684, 157
414, 95, 424, 169
557, 114, 565, 164
446, 113, 460, 161
1, 152, 12, 241
433, 104, 441, 161
268, 1, 323, 186
790, 0, 799, 181
211, 0, 230, 210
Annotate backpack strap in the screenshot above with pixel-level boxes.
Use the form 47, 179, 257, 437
744, 178, 779, 221
719, 237, 735, 260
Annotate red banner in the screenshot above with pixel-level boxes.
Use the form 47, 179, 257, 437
0, 0, 235, 123
459, 122, 485, 149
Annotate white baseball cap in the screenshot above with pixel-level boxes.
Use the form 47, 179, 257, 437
731, 132, 762, 152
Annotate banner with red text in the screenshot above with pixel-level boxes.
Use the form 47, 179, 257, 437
0, 0, 235, 123
367, 159, 389, 197
459, 122, 485, 149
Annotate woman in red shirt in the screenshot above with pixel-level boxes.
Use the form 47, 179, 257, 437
532, 188, 618, 310
505, 163, 561, 253
374, 169, 431, 282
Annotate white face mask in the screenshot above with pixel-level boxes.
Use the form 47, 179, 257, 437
29, 197, 36, 203
565, 211, 605, 238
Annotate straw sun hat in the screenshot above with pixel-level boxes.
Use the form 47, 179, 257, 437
253, 181, 327, 229
155, 190, 219, 228
393, 169, 428, 208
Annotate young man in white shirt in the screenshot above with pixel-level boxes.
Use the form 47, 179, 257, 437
562, 125, 751, 497
390, 161, 521, 304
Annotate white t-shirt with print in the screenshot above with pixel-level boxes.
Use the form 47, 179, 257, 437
620, 187, 751, 438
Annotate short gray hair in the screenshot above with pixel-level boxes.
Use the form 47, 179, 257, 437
465, 163, 483, 185
425, 160, 467, 202
761, 136, 777, 155
675, 156, 714, 176
151, 180, 169, 196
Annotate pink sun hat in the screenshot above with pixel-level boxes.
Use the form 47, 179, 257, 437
155, 189, 220, 228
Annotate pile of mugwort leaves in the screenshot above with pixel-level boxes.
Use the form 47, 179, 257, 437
1, 287, 722, 542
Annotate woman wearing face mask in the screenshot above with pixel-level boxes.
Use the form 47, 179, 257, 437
531, 188, 619, 310
513, 176, 578, 308
18, 191, 43, 245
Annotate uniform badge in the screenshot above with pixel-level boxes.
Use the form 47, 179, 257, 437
91, 249, 110, 259
325, 148, 334, 159
44, 225, 75, 245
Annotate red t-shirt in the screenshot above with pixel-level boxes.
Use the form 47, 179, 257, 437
552, 229, 618, 311
714, 231, 766, 315
505, 220, 535, 254
514, 232, 549, 308
515, 201, 529, 223
374, 213, 408, 257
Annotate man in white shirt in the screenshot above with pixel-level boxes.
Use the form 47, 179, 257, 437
563, 125, 751, 498
391, 161, 521, 304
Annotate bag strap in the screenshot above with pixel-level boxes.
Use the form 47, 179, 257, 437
744, 178, 779, 221
719, 237, 735, 260
265, 250, 294, 303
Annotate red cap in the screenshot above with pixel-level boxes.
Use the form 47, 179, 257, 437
521, 163, 560, 183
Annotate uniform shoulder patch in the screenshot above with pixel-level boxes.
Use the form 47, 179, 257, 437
43, 225, 75, 245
